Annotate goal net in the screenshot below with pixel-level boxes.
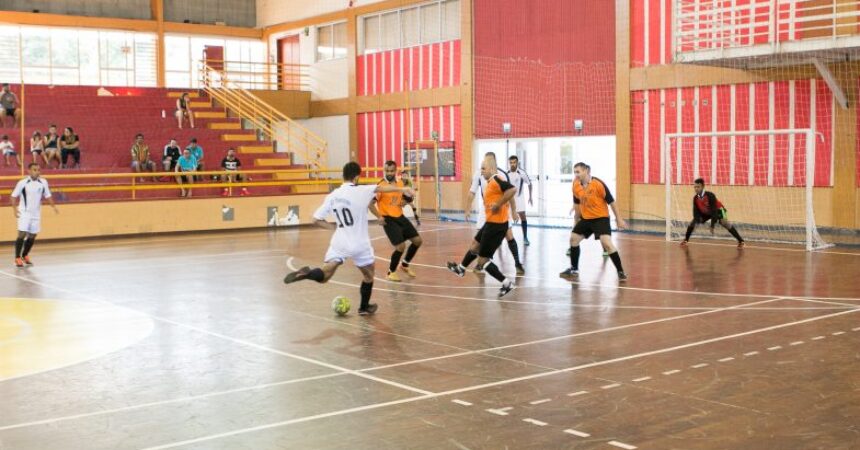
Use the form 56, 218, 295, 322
665, 130, 831, 250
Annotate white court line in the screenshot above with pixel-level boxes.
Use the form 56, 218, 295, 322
0, 269, 433, 397
853, 327, 860, 331
832, 331, 845, 336
486, 407, 513, 416
632, 376, 652, 382
662, 370, 681, 376
608, 440, 638, 450
529, 399, 552, 405
142, 307, 860, 450
522, 418, 547, 426
810, 336, 825, 340
601, 383, 622, 390
767, 346, 782, 351
691, 363, 709, 369
451, 399, 472, 406
743, 351, 760, 356
718, 357, 735, 362
789, 341, 805, 346
563, 429, 591, 438
617, 233, 860, 257
567, 390, 589, 397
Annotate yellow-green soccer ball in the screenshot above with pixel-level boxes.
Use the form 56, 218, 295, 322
331, 296, 351, 316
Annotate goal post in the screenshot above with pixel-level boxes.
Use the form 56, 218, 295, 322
663, 129, 832, 251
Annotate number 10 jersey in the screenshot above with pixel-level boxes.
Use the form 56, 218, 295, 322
313, 183, 378, 267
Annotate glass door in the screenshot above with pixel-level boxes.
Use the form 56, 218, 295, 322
543, 136, 617, 223
475, 139, 543, 217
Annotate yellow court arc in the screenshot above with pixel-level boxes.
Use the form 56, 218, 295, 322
0, 298, 154, 381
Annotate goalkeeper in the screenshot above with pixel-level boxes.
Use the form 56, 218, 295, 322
681, 178, 745, 248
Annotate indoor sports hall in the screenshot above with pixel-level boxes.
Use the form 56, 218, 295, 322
0, 1, 858, 449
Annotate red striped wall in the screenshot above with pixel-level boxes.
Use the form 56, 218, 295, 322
631, 0, 673, 66
356, 41, 461, 96
357, 105, 462, 180
631, 80, 833, 187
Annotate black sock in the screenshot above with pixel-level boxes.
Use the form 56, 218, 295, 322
403, 244, 419, 266
22, 237, 35, 257
685, 224, 695, 241
461, 250, 478, 268
482, 261, 507, 283
389, 250, 403, 273
14, 238, 24, 258
521, 220, 528, 240
728, 226, 744, 243
359, 281, 373, 309
306, 267, 325, 282
507, 239, 521, 266
608, 251, 624, 273
569, 246, 580, 270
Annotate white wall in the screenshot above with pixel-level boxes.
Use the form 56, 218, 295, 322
288, 115, 351, 169
268, 27, 349, 101
257, 0, 387, 27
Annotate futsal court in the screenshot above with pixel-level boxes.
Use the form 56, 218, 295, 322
0, 222, 858, 449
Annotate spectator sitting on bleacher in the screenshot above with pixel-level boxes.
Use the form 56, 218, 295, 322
0, 83, 21, 128
161, 138, 181, 181
59, 127, 80, 169
175, 148, 197, 198
131, 133, 156, 180
0, 134, 18, 167
30, 131, 45, 166
220, 148, 249, 197
43, 125, 61, 169
186, 137, 204, 179
176, 93, 195, 129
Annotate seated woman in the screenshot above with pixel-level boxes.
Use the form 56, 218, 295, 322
43, 125, 61, 169
59, 127, 81, 169
30, 131, 45, 166
175, 92, 195, 129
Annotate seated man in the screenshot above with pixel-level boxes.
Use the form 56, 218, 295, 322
186, 138, 204, 180
220, 148, 249, 197
130, 133, 156, 180
161, 139, 181, 180
175, 148, 197, 198
0, 84, 21, 128
0, 134, 18, 167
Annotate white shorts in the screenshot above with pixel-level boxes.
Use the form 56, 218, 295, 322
17, 214, 40, 234
515, 195, 527, 213
324, 244, 375, 268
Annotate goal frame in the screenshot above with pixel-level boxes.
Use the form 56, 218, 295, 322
663, 129, 831, 251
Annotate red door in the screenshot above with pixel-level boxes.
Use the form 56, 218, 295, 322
277, 35, 301, 90
204, 46, 224, 71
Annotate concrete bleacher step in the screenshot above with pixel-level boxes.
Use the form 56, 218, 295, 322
238, 145, 274, 154
167, 92, 201, 98
222, 134, 257, 142
254, 158, 293, 167
195, 111, 227, 119
208, 122, 241, 130
189, 101, 211, 108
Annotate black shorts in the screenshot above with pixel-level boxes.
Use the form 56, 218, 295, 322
572, 217, 612, 239
475, 222, 509, 258
3, 108, 14, 117
698, 207, 727, 224
382, 215, 419, 246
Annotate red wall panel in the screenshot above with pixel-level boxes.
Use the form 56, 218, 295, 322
356, 41, 461, 96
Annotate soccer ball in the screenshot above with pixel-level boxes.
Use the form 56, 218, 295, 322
331, 296, 351, 316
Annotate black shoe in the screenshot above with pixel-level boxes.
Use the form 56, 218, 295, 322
618, 271, 628, 282
283, 266, 311, 284
447, 261, 465, 277
498, 281, 514, 298
559, 267, 579, 279
524, 238, 530, 246
515, 264, 525, 276
358, 304, 378, 315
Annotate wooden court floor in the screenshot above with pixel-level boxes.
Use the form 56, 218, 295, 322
0, 222, 858, 449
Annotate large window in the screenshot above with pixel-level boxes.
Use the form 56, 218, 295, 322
0, 25, 156, 86
164, 35, 266, 88
316, 22, 348, 62
360, 0, 460, 54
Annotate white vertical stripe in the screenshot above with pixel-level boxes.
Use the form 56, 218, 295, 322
748, 83, 755, 186
644, 92, 650, 183
389, 50, 394, 94
438, 43, 444, 88
363, 55, 368, 95
363, 114, 369, 169
644, 0, 650, 66
381, 111, 388, 163
372, 113, 378, 172
419, 45, 424, 89
399, 109, 405, 160
788, 80, 795, 186
660, 0, 666, 65
810, 79, 816, 187
711, 85, 717, 183
408, 48, 413, 90
730, 84, 736, 185
693, 87, 700, 180
390, 110, 396, 163
449, 41, 455, 86
676, 88, 682, 184
449, 105, 455, 142
660, 89, 666, 183
768, 81, 775, 186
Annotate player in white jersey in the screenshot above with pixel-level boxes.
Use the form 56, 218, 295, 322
283, 162, 414, 316
11, 163, 58, 267
507, 155, 533, 246
462, 152, 524, 275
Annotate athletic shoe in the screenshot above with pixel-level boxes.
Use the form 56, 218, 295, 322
524, 238, 530, 246
23, 256, 32, 265
415, 218, 421, 226
559, 267, 579, 279
447, 261, 465, 277
358, 304, 378, 315
618, 271, 628, 282
680, 240, 688, 247
498, 281, 514, 298
400, 264, 417, 278
14, 258, 23, 268
738, 241, 745, 249
283, 266, 311, 284
387, 271, 402, 282
515, 264, 525, 276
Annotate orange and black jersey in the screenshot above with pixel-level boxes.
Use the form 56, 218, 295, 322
376, 178, 404, 218
483, 175, 515, 224
572, 176, 615, 220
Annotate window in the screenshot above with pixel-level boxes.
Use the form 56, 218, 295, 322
316, 22, 348, 62
360, 0, 460, 55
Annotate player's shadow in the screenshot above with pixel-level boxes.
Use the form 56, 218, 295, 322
682, 245, 743, 293
291, 319, 409, 365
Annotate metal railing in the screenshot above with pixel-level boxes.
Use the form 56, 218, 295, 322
674, 0, 860, 59
200, 63, 328, 173
204, 59, 310, 91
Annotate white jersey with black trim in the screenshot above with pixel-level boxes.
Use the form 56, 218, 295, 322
11, 177, 52, 215
506, 168, 531, 199
313, 183, 377, 252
